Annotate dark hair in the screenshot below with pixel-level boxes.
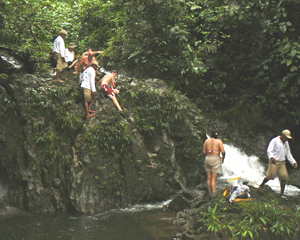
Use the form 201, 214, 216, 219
112, 70, 118, 74
211, 130, 219, 138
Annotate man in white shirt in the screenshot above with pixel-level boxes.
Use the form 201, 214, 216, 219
80, 61, 99, 118
53, 30, 68, 82
64, 42, 78, 69
259, 129, 298, 196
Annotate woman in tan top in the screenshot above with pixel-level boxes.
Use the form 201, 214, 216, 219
203, 130, 225, 194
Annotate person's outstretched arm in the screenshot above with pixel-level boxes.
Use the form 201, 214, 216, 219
74, 58, 85, 73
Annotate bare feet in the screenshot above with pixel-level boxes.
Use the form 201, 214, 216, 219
61, 76, 68, 80
89, 110, 96, 113
56, 79, 64, 82
87, 113, 95, 118
73, 71, 78, 74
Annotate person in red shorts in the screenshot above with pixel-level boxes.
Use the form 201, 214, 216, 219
98, 70, 125, 116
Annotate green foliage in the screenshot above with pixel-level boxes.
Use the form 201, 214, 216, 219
120, 80, 203, 137
0, 0, 80, 60
198, 199, 300, 239
80, 120, 132, 158
12, 81, 84, 168
76, 120, 133, 196
3, 0, 300, 134
3, 0, 300, 160
199, 202, 225, 235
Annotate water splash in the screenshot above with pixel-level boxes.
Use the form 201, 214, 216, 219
98, 67, 111, 75
221, 144, 300, 196
0, 52, 23, 69
94, 199, 172, 219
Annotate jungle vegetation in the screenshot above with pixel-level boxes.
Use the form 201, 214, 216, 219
1, 1, 300, 237
1, 0, 300, 136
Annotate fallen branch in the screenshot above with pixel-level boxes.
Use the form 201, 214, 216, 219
29, 24, 41, 48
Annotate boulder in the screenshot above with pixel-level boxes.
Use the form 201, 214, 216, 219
167, 189, 209, 212
0, 69, 208, 213
0, 52, 24, 75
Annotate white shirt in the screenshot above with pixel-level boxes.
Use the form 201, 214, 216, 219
267, 136, 296, 165
80, 67, 96, 92
64, 48, 75, 62
53, 36, 65, 58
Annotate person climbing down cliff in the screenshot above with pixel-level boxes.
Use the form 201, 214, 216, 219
74, 50, 96, 74
203, 130, 225, 195
98, 70, 125, 117
80, 61, 99, 118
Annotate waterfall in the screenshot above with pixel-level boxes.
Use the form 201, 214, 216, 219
221, 144, 300, 196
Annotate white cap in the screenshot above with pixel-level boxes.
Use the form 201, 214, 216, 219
282, 129, 292, 139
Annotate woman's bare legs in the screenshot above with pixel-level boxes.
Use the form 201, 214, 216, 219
207, 172, 218, 194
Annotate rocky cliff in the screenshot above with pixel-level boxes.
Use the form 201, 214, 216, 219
0, 67, 208, 213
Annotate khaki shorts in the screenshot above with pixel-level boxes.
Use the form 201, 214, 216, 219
266, 160, 288, 181
53, 52, 68, 71
83, 88, 96, 102
205, 155, 222, 174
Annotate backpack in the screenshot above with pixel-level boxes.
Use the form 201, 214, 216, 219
223, 177, 254, 202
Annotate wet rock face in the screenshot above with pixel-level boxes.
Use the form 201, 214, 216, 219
0, 184, 7, 211
289, 171, 300, 189
0, 71, 207, 213
166, 189, 208, 212
0, 52, 24, 75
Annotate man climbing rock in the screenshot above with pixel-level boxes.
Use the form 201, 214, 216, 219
98, 70, 125, 116
80, 61, 99, 118
73, 50, 96, 74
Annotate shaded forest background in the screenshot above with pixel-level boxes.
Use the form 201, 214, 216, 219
1, 0, 300, 157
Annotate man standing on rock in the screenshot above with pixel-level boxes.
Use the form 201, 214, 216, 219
98, 70, 125, 117
53, 30, 68, 82
81, 61, 99, 118
259, 129, 298, 197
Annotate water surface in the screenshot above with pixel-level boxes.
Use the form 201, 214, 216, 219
0, 206, 178, 240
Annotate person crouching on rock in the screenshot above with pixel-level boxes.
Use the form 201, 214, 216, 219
80, 61, 99, 118
203, 130, 225, 195
98, 70, 125, 117
64, 42, 78, 70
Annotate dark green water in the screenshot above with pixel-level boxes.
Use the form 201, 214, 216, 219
0, 205, 179, 240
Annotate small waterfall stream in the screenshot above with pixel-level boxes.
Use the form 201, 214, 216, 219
220, 144, 300, 196
0, 52, 24, 72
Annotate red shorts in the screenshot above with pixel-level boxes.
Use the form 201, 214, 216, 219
101, 84, 115, 97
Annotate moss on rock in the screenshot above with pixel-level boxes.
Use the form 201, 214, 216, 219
0, 70, 208, 213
